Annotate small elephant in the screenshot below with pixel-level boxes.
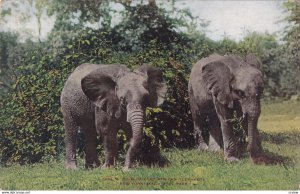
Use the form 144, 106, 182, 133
188, 54, 265, 163
60, 63, 167, 170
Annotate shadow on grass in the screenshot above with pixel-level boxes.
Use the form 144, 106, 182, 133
137, 147, 170, 168
252, 130, 299, 166
260, 130, 300, 145
138, 152, 170, 168
251, 149, 295, 167
237, 149, 294, 167
235, 131, 298, 167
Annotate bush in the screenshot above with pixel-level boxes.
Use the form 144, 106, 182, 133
0, 50, 65, 163
0, 28, 204, 164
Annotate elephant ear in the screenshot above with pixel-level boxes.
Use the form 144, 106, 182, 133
81, 71, 119, 116
245, 53, 262, 69
136, 64, 167, 106
202, 61, 234, 108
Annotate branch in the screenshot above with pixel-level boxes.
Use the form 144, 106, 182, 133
114, 0, 132, 10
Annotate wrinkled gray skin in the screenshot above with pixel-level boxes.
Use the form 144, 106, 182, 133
61, 63, 166, 170
188, 54, 264, 163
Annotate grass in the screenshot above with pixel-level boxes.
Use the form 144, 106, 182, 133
1, 101, 300, 190
259, 101, 300, 132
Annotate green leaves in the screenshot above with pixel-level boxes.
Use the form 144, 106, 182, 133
0, 49, 65, 164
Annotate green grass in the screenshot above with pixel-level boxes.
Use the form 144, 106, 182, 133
1, 101, 300, 190
259, 101, 300, 132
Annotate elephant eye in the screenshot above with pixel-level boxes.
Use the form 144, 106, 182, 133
101, 101, 107, 112
234, 89, 245, 99
120, 97, 126, 106
255, 93, 261, 99
142, 94, 150, 105
238, 90, 245, 98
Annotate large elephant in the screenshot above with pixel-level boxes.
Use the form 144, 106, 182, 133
188, 54, 265, 163
60, 63, 167, 170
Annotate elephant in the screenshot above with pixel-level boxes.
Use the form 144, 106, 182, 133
188, 53, 266, 163
60, 63, 167, 170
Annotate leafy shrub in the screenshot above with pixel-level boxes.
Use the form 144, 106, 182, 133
231, 112, 247, 157
0, 50, 64, 163
0, 26, 202, 164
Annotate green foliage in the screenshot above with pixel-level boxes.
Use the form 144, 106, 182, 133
113, 2, 193, 52
280, 0, 300, 98
231, 112, 247, 156
215, 37, 239, 55
283, 0, 300, 42
0, 47, 65, 164
0, 31, 18, 97
212, 31, 300, 98
237, 32, 282, 97
48, 0, 111, 28
36, 0, 113, 47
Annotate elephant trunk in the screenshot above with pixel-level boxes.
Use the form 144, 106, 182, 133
129, 110, 144, 146
242, 98, 263, 159
247, 115, 263, 158
124, 104, 144, 169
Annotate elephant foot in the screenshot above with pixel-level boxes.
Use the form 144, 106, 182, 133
197, 143, 209, 151
123, 161, 134, 171
208, 143, 221, 152
85, 159, 100, 169
85, 163, 100, 169
208, 146, 221, 152
101, 163, 114, 169
252, 156, 266, 165
225, 156, 240, 163
65, 161, 78, 170
122, 166, 133, 172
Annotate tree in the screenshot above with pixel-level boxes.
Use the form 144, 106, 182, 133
46, 0, 112, 46
237, 32, 283, 97
112, 0, 195, 51
0, 0, 51, 42
0, 32, 18, 97
281, 0, 300, 96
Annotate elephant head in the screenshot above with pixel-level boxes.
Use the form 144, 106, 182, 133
81, 64, 167, 169
202, 54, 264, 160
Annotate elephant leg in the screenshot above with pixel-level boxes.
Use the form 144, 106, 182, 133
124, 136, 141, 170
64, 114, 78, 169
194, 118, 209, 150
191, 109, 209, 150
213, 98, 239, 162
102, 129, 118, 168
208, 113, 223, 152
82, 122, 100, 169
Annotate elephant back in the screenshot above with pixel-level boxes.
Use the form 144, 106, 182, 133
71, 64, 128, 85
60, 64, 129, 119
194, 54, 224, 71
193, 54, 249, 76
